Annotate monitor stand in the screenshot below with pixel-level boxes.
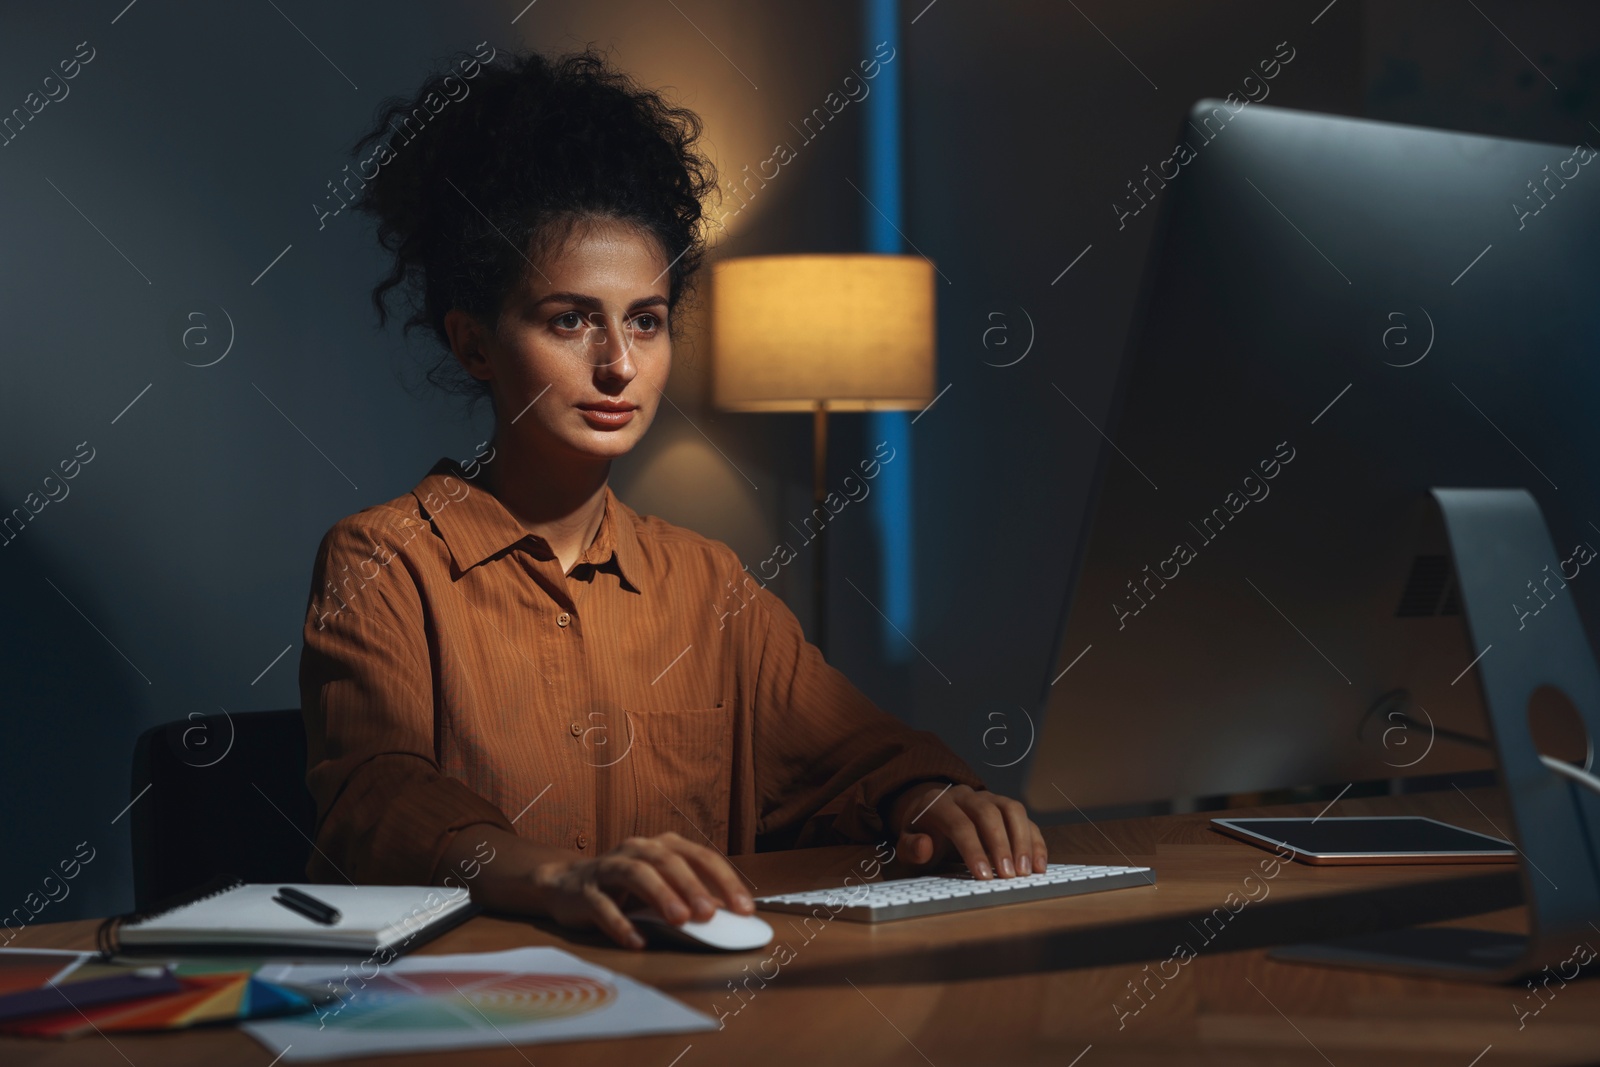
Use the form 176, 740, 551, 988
1271, 488, 1600, 981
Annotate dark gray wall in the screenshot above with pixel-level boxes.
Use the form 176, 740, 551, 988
2, 0, 1594, 922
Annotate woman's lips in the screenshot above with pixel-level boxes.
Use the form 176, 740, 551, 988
578, 405, 636, 428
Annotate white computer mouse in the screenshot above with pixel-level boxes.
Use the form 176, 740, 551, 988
625, 906, 774, 952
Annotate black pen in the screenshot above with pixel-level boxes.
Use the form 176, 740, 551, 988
274, 886, 342, 925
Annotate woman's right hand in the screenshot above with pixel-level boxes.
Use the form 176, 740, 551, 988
531, 831, 756, 949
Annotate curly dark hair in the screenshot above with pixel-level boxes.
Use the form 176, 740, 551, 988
349, 43, 719, 400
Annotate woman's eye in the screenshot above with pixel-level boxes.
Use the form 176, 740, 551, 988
631, 313, 662, 333
552, 312, 585, 330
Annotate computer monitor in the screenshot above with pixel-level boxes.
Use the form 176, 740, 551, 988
1024, 99, 1600, 813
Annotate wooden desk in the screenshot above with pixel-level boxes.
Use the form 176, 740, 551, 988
8, 789, 1598, 1066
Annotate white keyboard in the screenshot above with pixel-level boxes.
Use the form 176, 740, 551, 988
754, 863, 1155, 923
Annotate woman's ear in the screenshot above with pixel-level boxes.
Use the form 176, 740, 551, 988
444, 308, 494, 382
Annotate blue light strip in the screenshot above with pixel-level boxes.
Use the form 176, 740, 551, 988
863, 0, 915, 659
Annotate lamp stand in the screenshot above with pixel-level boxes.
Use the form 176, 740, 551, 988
811, 401, 829, 656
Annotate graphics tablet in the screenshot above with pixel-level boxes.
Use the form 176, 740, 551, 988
1210, 816, 1517, 865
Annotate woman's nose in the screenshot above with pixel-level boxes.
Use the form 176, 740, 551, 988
588, 314, 636, 379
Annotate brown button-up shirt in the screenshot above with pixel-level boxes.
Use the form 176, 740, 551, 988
298, 458, 984, 886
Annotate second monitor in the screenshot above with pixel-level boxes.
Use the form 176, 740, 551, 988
1026, 100, 1600, 813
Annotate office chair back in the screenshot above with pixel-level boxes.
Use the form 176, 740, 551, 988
129, 709, 316, 911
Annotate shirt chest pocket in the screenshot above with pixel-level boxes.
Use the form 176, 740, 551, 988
629, 703, 733, 848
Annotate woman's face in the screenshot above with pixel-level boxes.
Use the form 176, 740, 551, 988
452, 218, 673, 465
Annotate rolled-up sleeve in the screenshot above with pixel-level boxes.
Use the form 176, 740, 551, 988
743, 580, 986, 849
299, 516, 514, 885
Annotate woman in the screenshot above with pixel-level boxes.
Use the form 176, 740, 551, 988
300, 45, 1047, 950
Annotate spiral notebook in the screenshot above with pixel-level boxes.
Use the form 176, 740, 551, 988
99, 879, 479, 957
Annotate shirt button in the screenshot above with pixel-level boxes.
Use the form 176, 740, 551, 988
576, 833, 589, 849
557, 612, 571, 628
569, 722, 583, 737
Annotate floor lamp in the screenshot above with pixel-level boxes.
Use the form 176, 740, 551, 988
711, 254, 936, 655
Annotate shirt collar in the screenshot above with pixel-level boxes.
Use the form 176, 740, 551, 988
412, 457, 644, 593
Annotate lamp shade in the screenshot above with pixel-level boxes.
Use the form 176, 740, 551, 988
711, 254, 936, 412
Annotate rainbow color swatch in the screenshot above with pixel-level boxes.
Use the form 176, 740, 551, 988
311, 971, 614, 1029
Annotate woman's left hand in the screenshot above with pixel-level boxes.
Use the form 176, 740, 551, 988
885, 782, 1048, 878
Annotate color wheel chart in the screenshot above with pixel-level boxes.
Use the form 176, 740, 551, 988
301, 971, 616, 1030
246, 948, 717, 1060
